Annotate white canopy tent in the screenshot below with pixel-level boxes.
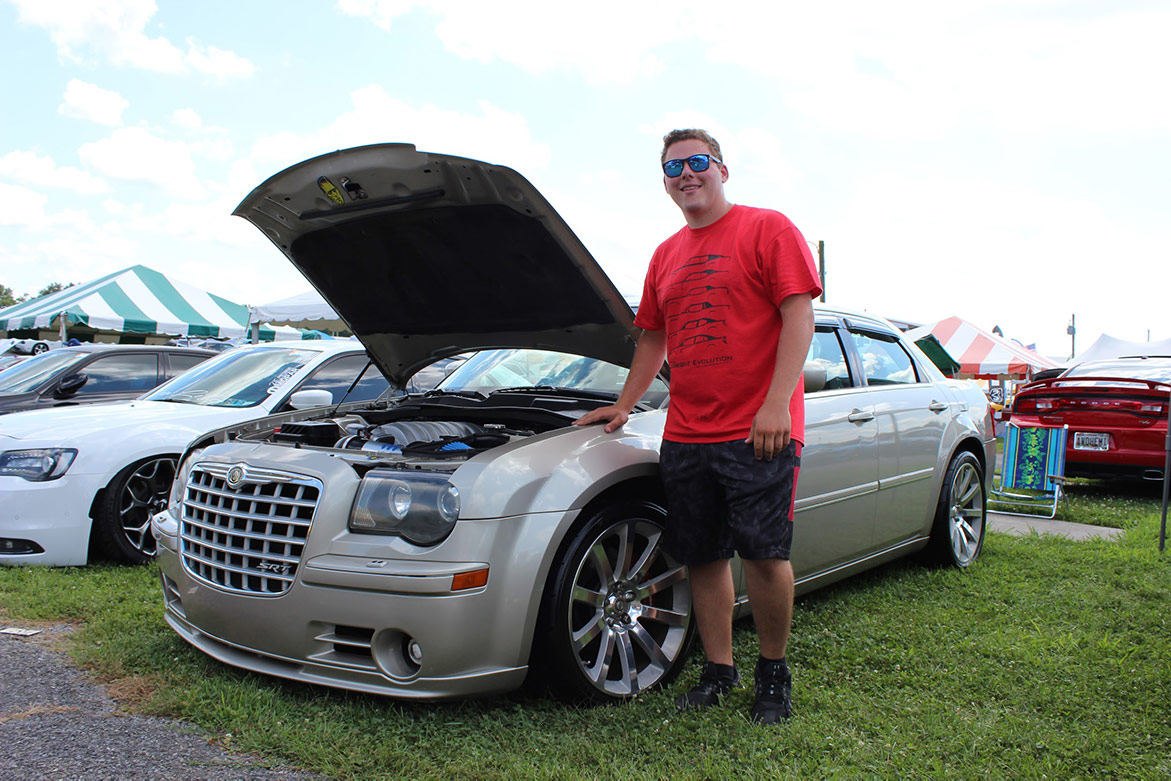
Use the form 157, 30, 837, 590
1070, 333, 1171, 365
249, 290, 347, 334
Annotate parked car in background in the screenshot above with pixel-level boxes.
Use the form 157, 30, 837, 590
4, 338, 60, 355
1011, 356, 1171, 481
0, 354, 29, 375
152, 144, 996, 705
0, 344, 215, 415
0, 341, 398, 567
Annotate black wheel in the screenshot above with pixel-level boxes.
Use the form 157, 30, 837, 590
926, 451, 986, 568
93, 456, 177, 563
539, 500, 694, 702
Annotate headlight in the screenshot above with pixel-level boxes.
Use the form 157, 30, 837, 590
0, 448, 77, 482
167, 450, 199, 517
349, 472, 461, 546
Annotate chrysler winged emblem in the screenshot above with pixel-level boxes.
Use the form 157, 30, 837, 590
226, 466, 245, 489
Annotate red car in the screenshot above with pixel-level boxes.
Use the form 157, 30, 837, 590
1011, 357, 1171, 480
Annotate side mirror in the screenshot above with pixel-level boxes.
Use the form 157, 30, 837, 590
803, 362, 827, 394
54, 373, 88, 397
289, 389, 333, 410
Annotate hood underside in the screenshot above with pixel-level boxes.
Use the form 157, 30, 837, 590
234, 144, 638, 388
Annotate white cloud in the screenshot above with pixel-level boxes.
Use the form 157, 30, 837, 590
250, 85, 551, 173
0, 150, 110, 195
0, 182, 50, 227
9, 0, 254, 76
171, 108, 202, 129
78, 127, 207, 199
343, 0, 678, 85
58, 79, 130, 126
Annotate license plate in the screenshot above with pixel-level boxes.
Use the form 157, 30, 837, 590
1073, 432, 1110, 451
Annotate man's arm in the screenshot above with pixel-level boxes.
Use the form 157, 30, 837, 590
747, 294, 815, 460
573, 328, 668, 433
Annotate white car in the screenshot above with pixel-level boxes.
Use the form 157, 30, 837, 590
0, 341, 391, 566
153, 144, 996, 703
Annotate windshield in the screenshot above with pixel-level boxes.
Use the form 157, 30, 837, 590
438, 348, 668, 404
142, 346, 320, 407
0, 350, 83, 394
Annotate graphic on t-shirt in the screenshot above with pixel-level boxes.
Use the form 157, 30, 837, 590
675, 334, 728, 350
671, 268, 728, 286
672, 253, 728, 273
676, 317, 726, 332
667, 301, 729, 318
665, 285, 729, 305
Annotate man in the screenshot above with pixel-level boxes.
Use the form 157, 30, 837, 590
574, 129, 821, 724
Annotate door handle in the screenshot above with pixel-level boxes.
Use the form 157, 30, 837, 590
847, 408, 875, 423
928, 401, 949, 413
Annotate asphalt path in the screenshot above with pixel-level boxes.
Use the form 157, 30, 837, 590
0, 624, 318, 781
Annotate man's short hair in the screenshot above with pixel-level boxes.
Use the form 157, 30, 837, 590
661, 129, 724, 163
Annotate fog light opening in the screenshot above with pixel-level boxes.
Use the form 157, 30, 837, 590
371, 628, 423, 680
0, 538, 44, 555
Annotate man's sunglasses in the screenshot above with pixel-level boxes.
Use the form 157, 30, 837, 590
662, 154, 722, 178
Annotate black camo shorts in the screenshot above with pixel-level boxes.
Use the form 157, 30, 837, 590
658, 438, 801, 566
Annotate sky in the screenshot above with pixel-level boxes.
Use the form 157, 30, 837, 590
1, 0, 1167, 360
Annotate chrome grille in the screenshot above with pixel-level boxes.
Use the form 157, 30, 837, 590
179, 463, 321, 595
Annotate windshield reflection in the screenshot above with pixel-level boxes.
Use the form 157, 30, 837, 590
0, 350, 82, 394
143, 347, 317, 408
439, 348, 667, 402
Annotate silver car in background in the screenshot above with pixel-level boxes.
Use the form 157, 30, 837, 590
153, 144, 995, 703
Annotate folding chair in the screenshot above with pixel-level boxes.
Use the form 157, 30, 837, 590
988, 422, 1069, 519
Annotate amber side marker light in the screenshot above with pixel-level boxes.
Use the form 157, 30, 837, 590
452, 568, 489, 591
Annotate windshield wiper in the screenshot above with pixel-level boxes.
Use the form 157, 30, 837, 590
422, 388, 487, 400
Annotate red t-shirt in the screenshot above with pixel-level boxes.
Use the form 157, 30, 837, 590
634, 205, 822, 443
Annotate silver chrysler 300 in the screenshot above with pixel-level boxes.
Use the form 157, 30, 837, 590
153, 144, 996, 703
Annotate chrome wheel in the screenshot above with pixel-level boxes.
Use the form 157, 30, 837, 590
552, 503, 693, 700
929, 451, 986, 568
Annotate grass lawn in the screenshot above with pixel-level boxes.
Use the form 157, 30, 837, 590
1, 481, 1169, 779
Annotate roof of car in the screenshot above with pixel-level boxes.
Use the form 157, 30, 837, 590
45, 344, 216, 355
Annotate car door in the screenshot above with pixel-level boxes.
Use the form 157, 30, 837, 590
165, 351, 213, 381
789, 324, 880, 581
45, 352, 161, 407
844, 326, 948, 548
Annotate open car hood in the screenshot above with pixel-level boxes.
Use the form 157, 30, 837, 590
234, 144, 639, 388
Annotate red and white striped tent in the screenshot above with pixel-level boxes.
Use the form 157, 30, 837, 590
906, 316, 1059, 379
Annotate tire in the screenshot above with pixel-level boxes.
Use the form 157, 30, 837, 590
31, 342, 49, 354
538, 499, 694, 703
93, 456, 177, 564
926, 450, 986, 568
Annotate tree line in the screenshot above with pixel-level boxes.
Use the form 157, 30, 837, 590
0, 282, 76, 308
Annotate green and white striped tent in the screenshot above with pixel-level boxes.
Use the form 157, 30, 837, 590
0, 265, 288, 341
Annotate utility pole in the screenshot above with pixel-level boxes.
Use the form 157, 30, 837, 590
818, 241, 826, 302
1067, 314, 1076, 361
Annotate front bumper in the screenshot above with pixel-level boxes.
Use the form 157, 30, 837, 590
0, 472, 105, 566
153, 499, 572, 700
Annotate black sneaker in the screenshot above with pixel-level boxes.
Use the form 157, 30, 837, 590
750, 657, 792, 725
675, 661, 741, 711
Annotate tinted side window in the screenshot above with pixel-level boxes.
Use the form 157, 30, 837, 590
297, 355, 390, 403
849, 331, 918, 386
807, 328, 852, 391
75, 354, 160, 394
168, 353, 209, 375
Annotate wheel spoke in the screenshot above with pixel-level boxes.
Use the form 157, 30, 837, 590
628, 527, 663, 582
585, 624, 616, 684
638, 564, 687, 599
638, 604, 689, 628
571, 584, 605, 608
615, 630, 639, 694
572, 612, 606, 651
629, 622, 671, 670
586, 540, 615, 585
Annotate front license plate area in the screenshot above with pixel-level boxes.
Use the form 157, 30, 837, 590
1073, 432, 1110, 451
